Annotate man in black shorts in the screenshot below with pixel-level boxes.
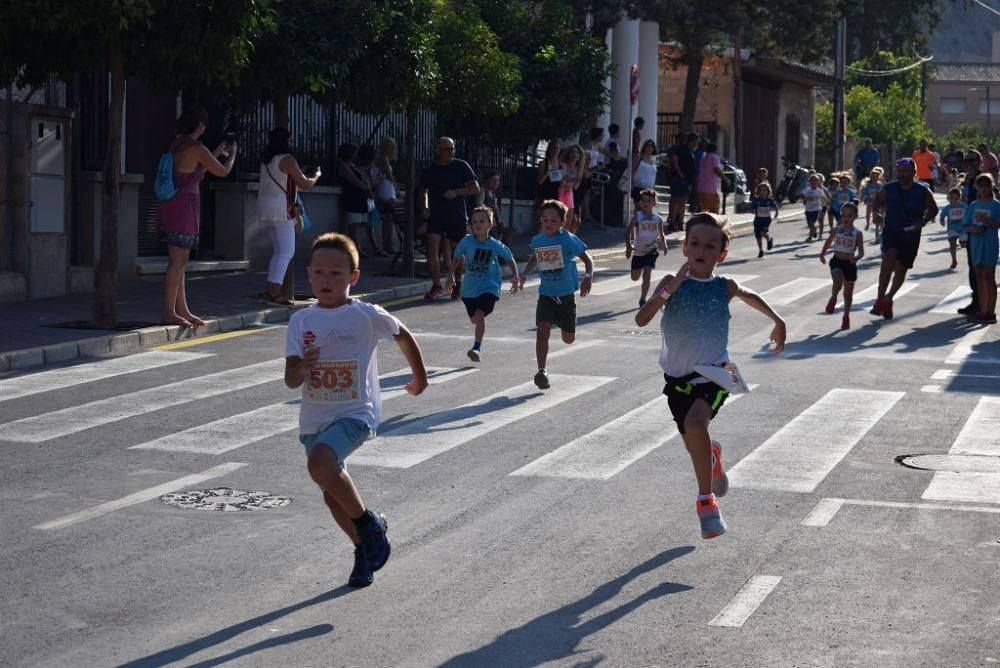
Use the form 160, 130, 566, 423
870, 158, 938, 320
418, 137, 479, 300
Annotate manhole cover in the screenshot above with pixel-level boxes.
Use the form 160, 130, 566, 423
895, 454, 1000, 474
160, 487, 292, 512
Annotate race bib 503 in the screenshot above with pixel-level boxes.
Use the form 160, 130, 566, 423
305, 360, 359, 403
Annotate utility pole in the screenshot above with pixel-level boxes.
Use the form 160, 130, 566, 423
832, 15, 847, 171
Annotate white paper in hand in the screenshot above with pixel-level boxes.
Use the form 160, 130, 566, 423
693, 363, 751, 394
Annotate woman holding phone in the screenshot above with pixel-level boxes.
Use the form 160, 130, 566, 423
257, 127, 321, 305
159, 107, 237, 327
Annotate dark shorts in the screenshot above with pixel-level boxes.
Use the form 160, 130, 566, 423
428, 217, 468, 243
669, 179, 691, 198
829, 255, 858, 282
536, 294, 577, 333
462, 293, 498, 318
663, 374, 729, 434
631, 252, 658, 271
805, 210, 820, 225
881, 228, 921, 269
753, 218, 772, 238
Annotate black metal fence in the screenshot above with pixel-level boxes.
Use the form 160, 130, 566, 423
656, 112, 719, 151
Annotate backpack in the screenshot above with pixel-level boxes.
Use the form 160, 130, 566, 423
154, 151, 176, 201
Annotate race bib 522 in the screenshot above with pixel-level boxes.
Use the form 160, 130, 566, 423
536, 245, 565, 272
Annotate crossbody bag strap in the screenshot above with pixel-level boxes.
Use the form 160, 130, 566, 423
264, 160, 288, 194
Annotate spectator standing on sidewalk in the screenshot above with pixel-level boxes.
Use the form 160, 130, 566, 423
374, 137, 402, 254
978, 143, 999, 179
695, 141, 725, 213
159, 107, 236, 328
419, 137, 480, 300
631, 140, 658, 208
853, 138, 880, 184
337, 143, 384, 258
257, 127, 321, 305
631, 117, 645, 167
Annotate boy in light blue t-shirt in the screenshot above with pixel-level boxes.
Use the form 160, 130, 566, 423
938, 187, 967, 270
446, 206, 520, 362
521, 199, 594, 389
830, 174, 857, 223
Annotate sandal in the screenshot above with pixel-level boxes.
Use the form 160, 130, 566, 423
264, 292, 293, 306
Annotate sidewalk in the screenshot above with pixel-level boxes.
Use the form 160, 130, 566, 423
0, 201, 803, 373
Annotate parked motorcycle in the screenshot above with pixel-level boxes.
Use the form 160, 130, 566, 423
775, 157, 811, 203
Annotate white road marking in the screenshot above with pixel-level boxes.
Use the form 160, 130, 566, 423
923, 397, 1000, 504
945, 326, 996, 365
546, 339, 605, 360
128, 367, 477, 455
931, 369, 1000, 380
414, 332, 534, 344
852, 282, 919, 309
510, 391, 751, 480
588, 272, 661, 296
728, 389, 904, 493
0, 359, 286, 443
801, 496, 1000, 527
34, 462, 247, 530
756, 277, 829, 306
0, 351, 211, 403
930, 286, 973, 314
920, 385, 943, 393
351, 374, 615, 468
708, 575, 782, 628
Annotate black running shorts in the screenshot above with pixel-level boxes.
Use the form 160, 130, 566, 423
663, 374, 729, 434
536, 294, 577, 333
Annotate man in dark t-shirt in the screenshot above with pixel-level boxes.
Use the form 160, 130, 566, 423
418, 137, 479, 300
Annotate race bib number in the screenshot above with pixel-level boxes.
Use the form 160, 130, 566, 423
548, 169, 563, 183
974, 209, 990, 224
756, 207, 770, 217
950, 208, 966, 221
639, 221, 659, 234
535, 245, 565, 272
838, 192, 850, 203
835, 234, 856, 251
305, 360, 359, 403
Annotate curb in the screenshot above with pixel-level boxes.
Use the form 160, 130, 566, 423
0, 280, 433, 374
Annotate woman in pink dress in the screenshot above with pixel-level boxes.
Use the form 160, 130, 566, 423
158, 108, 237, 327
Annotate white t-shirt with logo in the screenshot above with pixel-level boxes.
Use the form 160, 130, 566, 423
633, 211, 663, 254
285, 300, 401, 435
801, 187, 825, 212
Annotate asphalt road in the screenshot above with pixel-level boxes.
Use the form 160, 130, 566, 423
2, 210, 999, 668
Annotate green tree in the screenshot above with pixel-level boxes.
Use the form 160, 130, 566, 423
938, 123, 1000, 154
0, 0, 274, 326
233, 0, 373, 129
847, 50, 923, 97
341, 0, 520, 276
843, 0, 944, 60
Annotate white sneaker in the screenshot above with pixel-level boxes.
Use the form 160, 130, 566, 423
467, 348, 480, 362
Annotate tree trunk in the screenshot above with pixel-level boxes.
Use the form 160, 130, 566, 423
680, 49, 704, 134
92, 47, 125, 328
273, 89, 290, 130
402, 104, 417, 278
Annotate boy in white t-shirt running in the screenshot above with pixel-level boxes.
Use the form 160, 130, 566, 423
625, 188, 667, 307
801, 174, 828, 240
285, 233, 428, 588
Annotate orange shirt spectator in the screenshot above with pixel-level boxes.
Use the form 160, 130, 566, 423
911, 148, 935, 181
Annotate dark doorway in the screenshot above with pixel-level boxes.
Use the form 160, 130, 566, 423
740, 75, 780, 180
785, 115, 801, 166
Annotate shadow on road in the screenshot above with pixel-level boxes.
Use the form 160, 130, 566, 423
117, 587, 351, 668
437, 545, 694, 668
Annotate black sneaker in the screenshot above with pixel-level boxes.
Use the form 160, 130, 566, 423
639, 298, 646, 307
357, 511, 391, 572
957, 304, 977, 315
533, 369, 550, 389
348, 545, 373, 588
767, 236, 774, 251
757, 250, 764, 258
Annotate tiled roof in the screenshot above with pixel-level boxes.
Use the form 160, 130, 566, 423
930, 63, 1000, 83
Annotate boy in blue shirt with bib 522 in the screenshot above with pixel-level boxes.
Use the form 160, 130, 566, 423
446, 206, 521, 362
521, 199, 594, 390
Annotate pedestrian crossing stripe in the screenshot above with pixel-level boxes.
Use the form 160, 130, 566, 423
128, 367, 478, 455
0, 351, 212, 403
351, 374, 615, 469
0, 359, 286, 443
922, 395, 1000, 504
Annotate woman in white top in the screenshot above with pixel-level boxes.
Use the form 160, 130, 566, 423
373, 137, 400, 253
631, 140, 658, 206
256, 127, 320, 304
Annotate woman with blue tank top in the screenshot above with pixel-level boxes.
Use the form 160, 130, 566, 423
962, 173, 1000, 323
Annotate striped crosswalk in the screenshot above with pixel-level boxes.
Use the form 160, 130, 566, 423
4, 271, 1000, 533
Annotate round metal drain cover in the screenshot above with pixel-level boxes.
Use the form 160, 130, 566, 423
896, 454, 1000, 473
160, 487, 292, 512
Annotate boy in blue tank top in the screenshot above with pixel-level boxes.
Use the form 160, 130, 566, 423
636, 213, 786, 539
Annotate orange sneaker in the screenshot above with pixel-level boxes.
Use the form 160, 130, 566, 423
696, 495, 727, 539
711, 440, 729, 497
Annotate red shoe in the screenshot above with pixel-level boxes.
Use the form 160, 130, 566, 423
882, 300, 894, 320
869, 298, 884, 316
424, 285, 443, 300
825, 297, 836, 314
841, 314, 850, 330
710, 440, 729, 497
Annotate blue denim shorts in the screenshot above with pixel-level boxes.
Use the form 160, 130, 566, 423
299, 417, 370, 469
